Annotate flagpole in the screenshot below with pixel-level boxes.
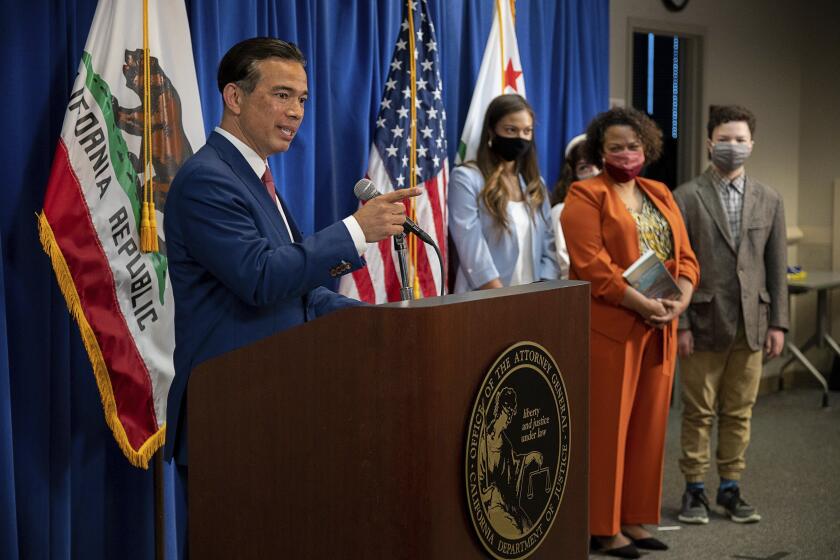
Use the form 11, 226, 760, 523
406, 0, 420, 297
153, 449, 165, 560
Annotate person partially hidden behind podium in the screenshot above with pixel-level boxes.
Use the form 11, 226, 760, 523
562, 107, 699, 558
448, 94, 560, 292
162, 37, 419, 556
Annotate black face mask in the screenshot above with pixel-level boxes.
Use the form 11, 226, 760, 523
490, 136, 532, 161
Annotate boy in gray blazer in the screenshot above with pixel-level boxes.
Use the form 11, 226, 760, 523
673, 105, 788, 525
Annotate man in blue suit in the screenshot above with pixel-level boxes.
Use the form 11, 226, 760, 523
163, 37, 416, 553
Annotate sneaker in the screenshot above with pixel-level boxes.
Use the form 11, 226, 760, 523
716, 486, 761, 523
678, 488, 710, 524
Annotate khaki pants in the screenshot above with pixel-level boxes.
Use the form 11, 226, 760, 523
679, 323, 763, 482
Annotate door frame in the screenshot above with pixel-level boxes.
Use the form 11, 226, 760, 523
626, 18, 706, 186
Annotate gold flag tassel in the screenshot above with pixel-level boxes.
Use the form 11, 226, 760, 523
139, 0, 158, 253
140, 203, 159, 253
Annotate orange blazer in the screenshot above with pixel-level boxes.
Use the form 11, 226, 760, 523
561, 175, 700, 344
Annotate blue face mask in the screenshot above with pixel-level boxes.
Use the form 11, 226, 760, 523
711, 142, 751, 173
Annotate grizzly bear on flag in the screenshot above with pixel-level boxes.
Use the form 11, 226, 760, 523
111, 48, 193, 213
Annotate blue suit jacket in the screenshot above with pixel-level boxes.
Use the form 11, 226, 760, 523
163, 132, 363, 464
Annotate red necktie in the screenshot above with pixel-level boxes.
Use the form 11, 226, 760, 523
261, 167, 278, 203
261, 165, 300, 242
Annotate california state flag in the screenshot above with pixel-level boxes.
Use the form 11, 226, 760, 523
38, 0, 204, 468
456, 0, 526, 163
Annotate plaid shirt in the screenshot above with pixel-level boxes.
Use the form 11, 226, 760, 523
711, 166, 746, 247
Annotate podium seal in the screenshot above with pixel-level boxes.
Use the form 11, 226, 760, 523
465, 342, 571, 560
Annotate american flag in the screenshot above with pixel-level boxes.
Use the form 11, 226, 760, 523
339, 0, 448, 303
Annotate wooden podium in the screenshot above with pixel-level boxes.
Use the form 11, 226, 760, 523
188, 280, 589, 559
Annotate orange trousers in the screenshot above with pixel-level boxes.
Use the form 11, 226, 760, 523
589, 320, 675, 536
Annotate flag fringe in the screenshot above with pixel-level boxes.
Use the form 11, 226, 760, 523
37, 212, 165, 469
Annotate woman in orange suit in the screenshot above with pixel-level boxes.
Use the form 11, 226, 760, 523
561, 107, 699, 559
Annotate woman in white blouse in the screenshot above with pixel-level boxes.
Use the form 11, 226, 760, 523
549, 133, 601, 278
448, 95, 559, 292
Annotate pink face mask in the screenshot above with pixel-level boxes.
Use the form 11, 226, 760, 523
603, 150, 645, 183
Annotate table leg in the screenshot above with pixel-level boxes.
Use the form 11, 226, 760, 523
825, 334, 840, 358
785, 342, 830, 407
779, 335, 818, 391
816, 289, 829, 348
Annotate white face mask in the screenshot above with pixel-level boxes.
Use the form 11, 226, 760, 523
711, 142, 752, 173
574, 163, 600, 181
576, 168, 600, 181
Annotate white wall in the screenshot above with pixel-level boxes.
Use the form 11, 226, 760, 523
797, 2, 840, 250
794, 1, 840, 366
610, 0, 840, 375
610, 0, 802, 225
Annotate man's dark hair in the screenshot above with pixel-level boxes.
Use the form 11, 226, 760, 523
217, 37, 306, 94
707, 105, 756, 138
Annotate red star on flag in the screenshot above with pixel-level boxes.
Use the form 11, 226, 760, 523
503, 58, 522, 92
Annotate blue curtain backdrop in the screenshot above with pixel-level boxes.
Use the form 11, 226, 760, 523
0, 1, 608, 557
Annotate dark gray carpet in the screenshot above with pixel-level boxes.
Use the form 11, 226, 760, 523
591, 388, 840, 559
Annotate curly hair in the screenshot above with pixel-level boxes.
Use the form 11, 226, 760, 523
707, 104, 756, 138
581, 106, 663, 167
466, 94, 546, 233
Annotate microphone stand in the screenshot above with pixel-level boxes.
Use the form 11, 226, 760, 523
393, 232, 413, 301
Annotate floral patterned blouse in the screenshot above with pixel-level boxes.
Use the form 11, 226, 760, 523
629, 193, 674, 261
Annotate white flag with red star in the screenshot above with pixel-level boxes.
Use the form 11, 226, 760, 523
456, 0, 525, 163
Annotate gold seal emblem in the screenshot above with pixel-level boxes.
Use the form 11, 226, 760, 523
465, 342, 571, 559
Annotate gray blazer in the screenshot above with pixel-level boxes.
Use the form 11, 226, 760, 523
674, 168, 788, 352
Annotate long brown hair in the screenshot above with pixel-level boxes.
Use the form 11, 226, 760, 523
550, 141, 586, 207
467, 94, 545, 232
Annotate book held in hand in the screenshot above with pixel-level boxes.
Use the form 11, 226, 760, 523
622, 249, 682, 300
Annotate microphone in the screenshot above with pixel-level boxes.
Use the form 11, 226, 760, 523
353, 179, 435, 245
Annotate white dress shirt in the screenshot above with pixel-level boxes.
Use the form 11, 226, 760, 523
550, 202, 570, 280
507, 201, 535, 286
